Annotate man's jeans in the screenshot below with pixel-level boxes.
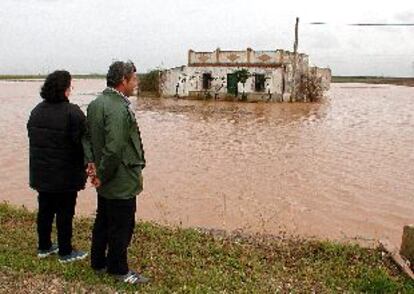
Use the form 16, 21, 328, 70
91, 195, 136, 275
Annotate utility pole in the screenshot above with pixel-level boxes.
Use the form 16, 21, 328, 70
294, 17, 299, 56
290, 17, 299, 102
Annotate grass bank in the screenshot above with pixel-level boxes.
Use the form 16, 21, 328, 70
332, 76, 414, 87
0, 203, 413, 293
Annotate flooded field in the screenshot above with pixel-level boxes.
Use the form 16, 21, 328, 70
1, 79, 413, 247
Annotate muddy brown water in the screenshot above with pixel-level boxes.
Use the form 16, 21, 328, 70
1, 79, 413, 247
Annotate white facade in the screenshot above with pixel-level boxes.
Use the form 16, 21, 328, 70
160, 48, 330, 102
161, 66, 286, 100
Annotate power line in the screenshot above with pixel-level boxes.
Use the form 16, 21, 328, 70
350, 23, 414, 26
309, 22, 414, 27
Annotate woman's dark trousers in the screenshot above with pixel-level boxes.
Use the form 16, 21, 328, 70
37, 191, 77, 256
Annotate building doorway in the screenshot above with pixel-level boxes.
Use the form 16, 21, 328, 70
227, 73, 237, 95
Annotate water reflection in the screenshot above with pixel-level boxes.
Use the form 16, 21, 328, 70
136, 96, 328, 128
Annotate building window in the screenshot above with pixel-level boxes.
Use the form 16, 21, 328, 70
254, 74, 265, 92
202, 73, 212, 90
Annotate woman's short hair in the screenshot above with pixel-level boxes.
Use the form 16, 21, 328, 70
40, 70, 71, 103
106, 61, 136, 87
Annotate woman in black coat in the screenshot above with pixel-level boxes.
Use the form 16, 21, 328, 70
27, 70, 88, 263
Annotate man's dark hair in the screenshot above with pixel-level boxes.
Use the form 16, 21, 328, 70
40, 70, 71, 103
106, 61, 137, 87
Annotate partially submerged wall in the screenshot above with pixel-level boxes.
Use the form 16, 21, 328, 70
316, 67, 332, 90
161, 48, 329, 102
161, 66, 289, 102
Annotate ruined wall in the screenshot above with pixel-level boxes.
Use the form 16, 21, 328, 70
218, 50, 249, 63
160, 66, 186, 97
318, 68, 332, 90
160, 48, 328, 102
309, 67, 332, 90
188, 48, 308, 68
161, 65, 286, 100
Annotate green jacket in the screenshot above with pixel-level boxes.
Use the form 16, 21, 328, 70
84, 88, 146, 199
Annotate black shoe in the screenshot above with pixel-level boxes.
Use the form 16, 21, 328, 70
93, 267, 107, 274
58, 250, 88, 263
37, 244, 59, 258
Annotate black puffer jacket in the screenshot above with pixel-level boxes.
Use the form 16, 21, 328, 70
27, 100, 87, 192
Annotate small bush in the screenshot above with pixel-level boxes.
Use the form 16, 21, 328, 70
139, 70, 161, 94
299, 70, 324, 102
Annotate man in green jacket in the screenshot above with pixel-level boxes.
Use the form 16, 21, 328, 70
85, 61, 148, 284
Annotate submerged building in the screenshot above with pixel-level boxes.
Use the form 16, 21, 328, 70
160, 48, 331, 102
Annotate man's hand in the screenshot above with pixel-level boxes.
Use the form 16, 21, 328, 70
86, 162, 100, 188
86, 162, 97, 177
91, 176, 101, 188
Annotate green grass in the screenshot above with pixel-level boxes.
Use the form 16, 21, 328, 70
1, 202, 413, 293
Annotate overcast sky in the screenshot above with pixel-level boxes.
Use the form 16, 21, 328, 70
1, 0, 414, 76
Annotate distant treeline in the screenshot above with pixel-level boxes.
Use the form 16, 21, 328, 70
1, 71, 161, 92
0, 74, 105, 80
1, 71, 162, 96
4, 74, 413, 88
332, 76, 414, 87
